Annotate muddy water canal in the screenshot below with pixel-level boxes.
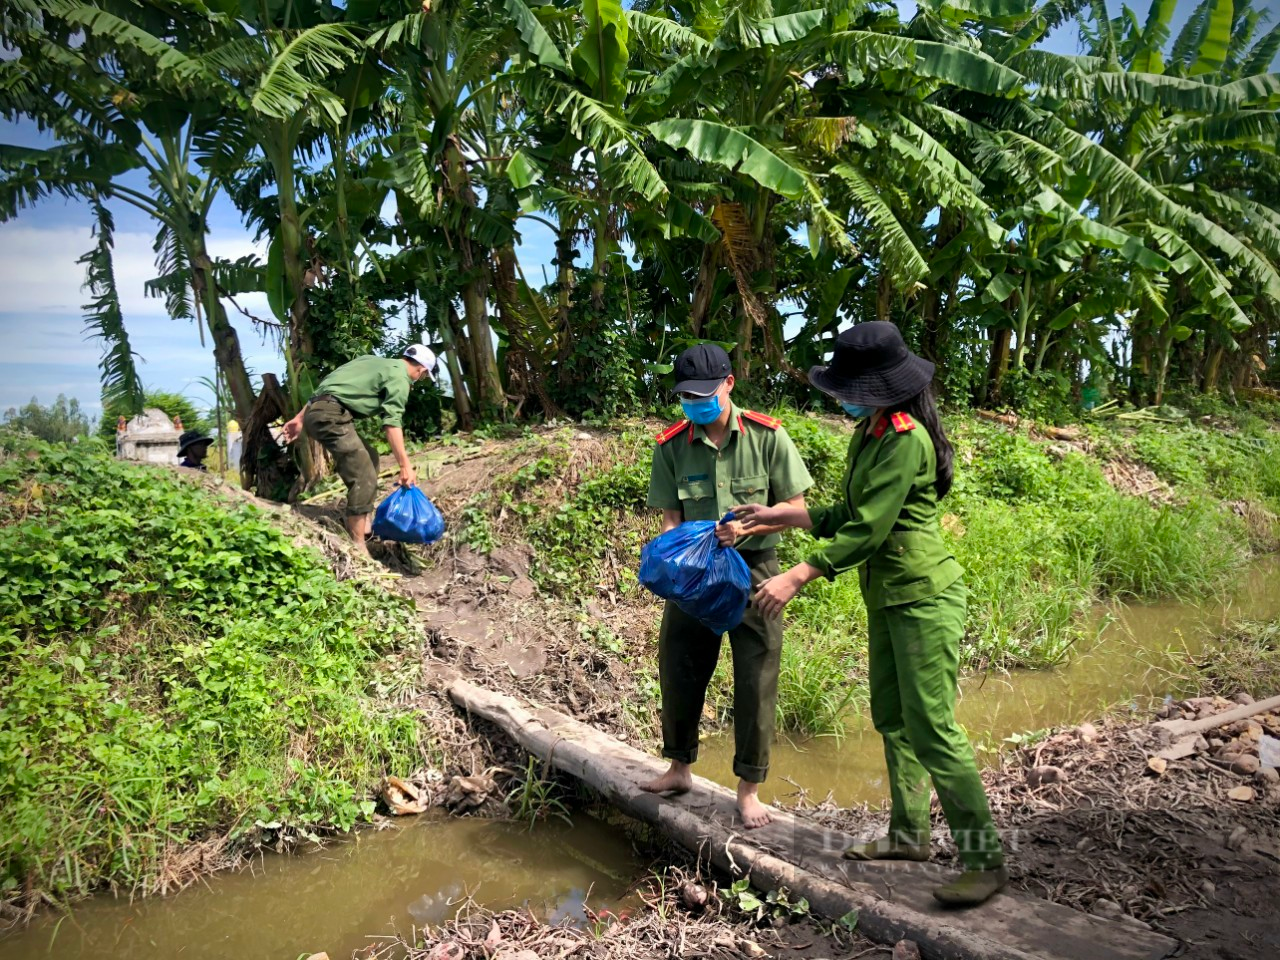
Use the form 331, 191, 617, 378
0, 814, 641, 960
701, 557, 1280, 807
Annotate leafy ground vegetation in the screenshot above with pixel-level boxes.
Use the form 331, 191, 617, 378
0, 436, 433, 915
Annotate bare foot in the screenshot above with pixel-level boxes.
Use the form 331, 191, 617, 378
346, 516, 372, 555
641, 761, 693, 795
737, 780, 772, 829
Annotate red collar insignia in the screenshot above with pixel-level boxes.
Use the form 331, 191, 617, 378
654, 420, 692, 445
891, 412, 917, 433
742, 410, 781, 430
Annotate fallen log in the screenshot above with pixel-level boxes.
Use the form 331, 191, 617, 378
1152, 694, 1280, 740
449, 679, 1175, 960
974, 409, 1082, 442
1152, 695, 1280, 761
975, 410, 1020, 428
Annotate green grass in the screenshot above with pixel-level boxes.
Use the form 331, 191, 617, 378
776, 628, 865, 737
0, 437, 429, 910
1124, 418, 1280, 513
505, 756, 573, 829
1191, 619, 1280, 700
1068, 495, 1245, 600
948, 501, 1095, 667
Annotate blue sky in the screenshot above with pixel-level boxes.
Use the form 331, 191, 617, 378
0, 1, 1210, 419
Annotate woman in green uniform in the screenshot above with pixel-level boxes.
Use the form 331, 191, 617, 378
733, 322, 1007, 907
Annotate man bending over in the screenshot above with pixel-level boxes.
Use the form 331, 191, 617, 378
282, 345, 436, 552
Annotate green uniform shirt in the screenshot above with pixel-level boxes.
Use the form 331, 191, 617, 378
807, 413, 963, 609
313, 356, 412, 428
647, 403, 813, 552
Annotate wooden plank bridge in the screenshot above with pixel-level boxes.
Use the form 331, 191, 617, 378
450, 679, 1178, 960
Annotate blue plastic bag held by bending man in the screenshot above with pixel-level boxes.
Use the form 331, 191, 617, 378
639, 513, 751, 634
372, 486, 446, 544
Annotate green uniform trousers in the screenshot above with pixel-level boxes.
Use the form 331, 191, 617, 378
658, 548, 781, 783
304, 397, 380, 516
868, 577, 1004, 870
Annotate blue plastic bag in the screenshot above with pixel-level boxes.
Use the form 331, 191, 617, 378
372, 485, 446, 544
638, 512, 751, 635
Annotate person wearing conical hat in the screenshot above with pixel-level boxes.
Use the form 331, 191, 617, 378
734, 322, 1007, 906
280, 345, 438, 553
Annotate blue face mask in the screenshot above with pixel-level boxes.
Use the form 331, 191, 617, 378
681, 394, 723, 425
840, 402, 875, 419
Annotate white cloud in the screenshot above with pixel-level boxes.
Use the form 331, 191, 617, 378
0, 222, 271, 322
0, 217, 281, 414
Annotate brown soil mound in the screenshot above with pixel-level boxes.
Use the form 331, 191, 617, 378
213, 428, 667, 815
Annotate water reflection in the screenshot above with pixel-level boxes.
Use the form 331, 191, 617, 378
0, 813, 640, 960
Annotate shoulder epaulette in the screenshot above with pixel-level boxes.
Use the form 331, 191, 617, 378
655, 420, 692, 445
891, 412, 917, 433
741, 410, 781, 431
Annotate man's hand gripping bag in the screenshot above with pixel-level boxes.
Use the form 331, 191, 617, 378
639, 513, 751, 634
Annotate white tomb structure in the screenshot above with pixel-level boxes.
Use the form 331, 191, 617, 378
116, 408, 182, 464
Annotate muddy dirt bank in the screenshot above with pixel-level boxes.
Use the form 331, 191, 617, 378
788, 697, 1280, 960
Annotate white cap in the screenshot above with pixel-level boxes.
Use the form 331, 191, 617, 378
403, 344, 438, 377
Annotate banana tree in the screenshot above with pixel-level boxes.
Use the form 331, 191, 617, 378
366, 0, 513, 419
624, 0, 1060, 382
1007, 0, 1280, 399
196, 0, 372, 415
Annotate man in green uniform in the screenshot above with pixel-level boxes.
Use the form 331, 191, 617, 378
281, 345, 437, 552
641, 343, 813, 829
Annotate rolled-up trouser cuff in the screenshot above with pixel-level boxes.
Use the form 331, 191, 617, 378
733, 759, 768, 784
662, 746, 698, 765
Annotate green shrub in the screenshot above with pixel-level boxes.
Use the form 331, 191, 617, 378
999, 369, 1078, 425
0, 438, 427, 906
1068, 494, 1246, 599
526, 434, 654, 591
1126, 423, 1280, 512
776, 411, 851, 502
952, 424, 1108, 505
1127, 427, 1209, 488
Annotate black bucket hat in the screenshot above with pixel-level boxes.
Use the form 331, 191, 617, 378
178, 429, 213, 456
808, 322, 935, 406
